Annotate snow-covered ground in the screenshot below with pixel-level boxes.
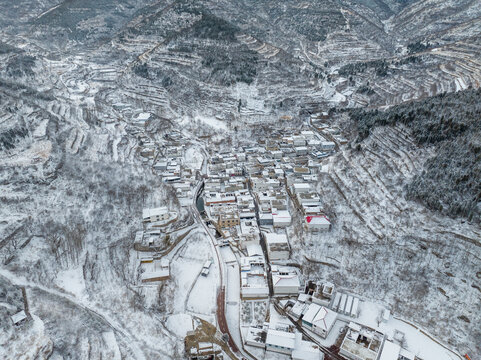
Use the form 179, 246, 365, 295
0, 1, 480, 357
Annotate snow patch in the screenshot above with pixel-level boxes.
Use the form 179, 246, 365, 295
194, 115, 227, 130
56, 266, 86, 299
166, 313, 194, 338
102, 331, 122, 360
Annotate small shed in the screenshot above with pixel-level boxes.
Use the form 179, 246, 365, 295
11, 310, 27, 325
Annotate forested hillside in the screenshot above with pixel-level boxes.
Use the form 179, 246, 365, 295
351, 88, 481, 223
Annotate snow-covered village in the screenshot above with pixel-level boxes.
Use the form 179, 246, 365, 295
0, 0, 480, 359
124, 111, 469, 360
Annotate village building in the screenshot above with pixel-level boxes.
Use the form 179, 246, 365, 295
290, 300, 308, 320
293, 183, 311, 193
300, 130, 316, 140
217, 210, 240, 228
378, 340, 415, 360
240, 256, 270, 299
320, 141, 336, 151
340, 322, 384, 360
265, 233, 290, 261
297, 192, 321, 206
262, 323, 322, 360
236, 152, 247, 162
266, 328, 296, 355
305, 215, 331, 231
11, 310, 27, 325
142, 207, 177, 224
292, 332, 323, 360
245, 325, 267, 348
204, 192, 236, 206
153, 160, 168, 171
259, 213, 273, 226
272, 211, 292, 227
251, 176, 271, 192
272, 266, 301, 295
301, 303, 337, 339
186, 340, 223, 360
239, 220, 261, 247
292, 135, 307, 146
304, 281, 335, 307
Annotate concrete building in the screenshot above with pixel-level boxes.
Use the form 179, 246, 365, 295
259, 213, 273, 226
302, 304, 337, 339
292, 332, 323, 360
11, 310, 27, 325
272, 267, 301, 295
142, 207, 173, 223
240, 256, 269, 299
250, 323, 323, 360
293, 183, 311, 193
340, 322, 384, 360
251, 177, 271, 192
217, 211, 240, 228
245, 326, 267, 348
320, 141, 336, 151
305, 215, 331, 231
272, 211, 292, 227
295, 146, 308, 156
204, 192, 236, 206
265, 233, 290, 261
266, 328, 296, 355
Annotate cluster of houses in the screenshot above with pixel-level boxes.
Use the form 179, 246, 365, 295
287, 281, 339, 339
240, 247, 270, 299
203, 123, 336, 234
128, 111, 456, 360
135, 206, 179, 284
339, 322, 415, 360
246, 322, 323, 360
129, 112, 207, 285
199, 122, 340, 357
281, 279, 418, 360
151, 137, 199, 206
131, 112, 200, 206
309, 112, 348, 146
136, 206, 178, 249
200, 123, 340, 298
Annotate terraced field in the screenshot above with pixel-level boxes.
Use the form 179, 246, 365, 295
292, 124, 481, 354
0, 0, 480, 358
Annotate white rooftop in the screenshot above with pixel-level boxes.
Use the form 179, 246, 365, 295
11, 310, 27, 324
306, 215, 331, 225
379, 340, 401, 360
293, 332, 321, 360
142, 206, 168, 219
247, 244, 264, 257
265, 233, 288, 244
266, 329, 296, 349
311, 306, 337, 331
273, 273, 300, 287
303, 303, 322, 324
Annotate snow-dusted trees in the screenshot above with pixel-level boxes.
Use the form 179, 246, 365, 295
350, 88, 481, 224
44, 218, 86, 267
